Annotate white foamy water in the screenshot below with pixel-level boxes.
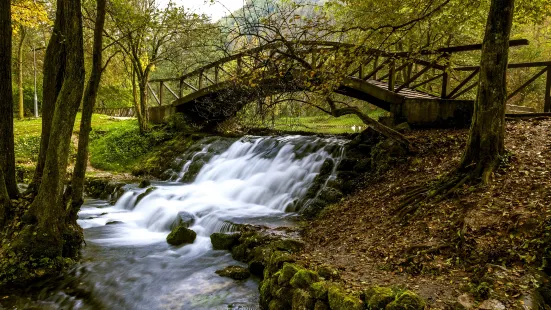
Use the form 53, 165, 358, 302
79, 136, 342, 249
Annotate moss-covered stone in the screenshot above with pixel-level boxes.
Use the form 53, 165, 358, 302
248, 245, 274, 278
273, 238, 306, 253
231, 244, 249, 262
269, 299, 287, 310
317, 265, 339, 280
310, 281, 329, 300
166, 225, 196, 246
290, 269, 320, 289
135, 186, 157, 206
260, 279, 273, 309
267, 250, 296, 274
365, 286, 396, 310
385, 290, 426, 310
274, 286, 294, 301
215, 265, 250, 280
210, 232, 240, 250
279, 263, 301, 286
313, 300, 330, 310
292, 289, 315, 310
327, 286, 364, 310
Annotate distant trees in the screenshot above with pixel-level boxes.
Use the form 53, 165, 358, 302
104, 0, 212, 132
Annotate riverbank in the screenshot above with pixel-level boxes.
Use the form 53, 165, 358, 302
297, 118, 551, 309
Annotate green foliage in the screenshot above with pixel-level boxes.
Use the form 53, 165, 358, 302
88, 120, 172, 172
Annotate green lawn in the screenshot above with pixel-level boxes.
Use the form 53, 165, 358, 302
13, 114, 136, 165
273, 110, 388, 134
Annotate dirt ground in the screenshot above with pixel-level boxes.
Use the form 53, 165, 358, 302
299, 118, 551, 309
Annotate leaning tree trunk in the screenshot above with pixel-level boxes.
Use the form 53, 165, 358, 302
0, 0, 19, 199
27, 4, 67, 194
138, 80, 150, 132
0, 0, 14, 224
17, 25, 26, 120
71, 0, 107, 212
459, 0, 515, 184
19, 0, 85, 259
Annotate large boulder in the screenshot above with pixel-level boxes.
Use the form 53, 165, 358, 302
215, 265, 251, 280
166, 225, 196, 246
210, 232, 240, 250
318, 187, 343, 204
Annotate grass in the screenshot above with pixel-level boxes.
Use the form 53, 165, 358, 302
272, 109, 388, 134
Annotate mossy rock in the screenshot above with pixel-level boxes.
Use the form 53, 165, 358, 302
365, 286, 396, 310
313, 300, 330, 310
290, 269, 320, 289
231, 244, 249, 262
267, 250, 296, 274
292, 289, 315, 310
300, 198, 328, 219
166, 225, 196, 246
259, 279, 273, 309
385, 290, 426, 310
273, 238, 306, 253
215, 265, 250, 280
318, 187, 343, 204
310, 281, 329, 300
274, 286, 294, 301
138, 179, 151, 188
327, 286, 364, 310
279, 263, 300, 286
248, 245, 274, 277
210, 232, 240, 250
317, 265, 340, 280
135, 186, 157, 206
269, 299, 287, 310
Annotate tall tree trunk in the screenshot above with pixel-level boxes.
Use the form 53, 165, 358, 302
0, 0, 18, 199
0, 0, 14, 224
138, 80, 149, 132
132, 67, 144, 127
17, 25, 26, 120
21, 0, 85, 258
459, 0, 515, 184
71, 0, 107, 211
28, 3, 67, 194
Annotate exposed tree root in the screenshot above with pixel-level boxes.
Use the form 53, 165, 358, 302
396, 161, 498, 219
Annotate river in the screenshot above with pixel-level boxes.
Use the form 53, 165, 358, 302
4, 135, 343, 310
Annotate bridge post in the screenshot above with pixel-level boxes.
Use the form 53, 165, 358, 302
237, 57, 242, 75
441, 55, 451, 98
159, 81, 163, 106
199, 70, 203, 90
373, 56, 379, 80
545, 66, 551, 112
215, 66, 219, 83
359, 64, 363, 79
179, 78, 183, 98
388, 59, 395, 91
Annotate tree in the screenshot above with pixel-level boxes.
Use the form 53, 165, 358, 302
71, 0, 107, 210
398, 0, 516, 216
105, 0, 210, 132
1, 0, 86, 286
0, 0, 15, 226
0, 0, 18, 200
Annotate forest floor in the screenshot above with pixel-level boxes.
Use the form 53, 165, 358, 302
298, 118, 551, 309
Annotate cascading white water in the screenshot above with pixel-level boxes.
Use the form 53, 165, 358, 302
79, 135, 342, 248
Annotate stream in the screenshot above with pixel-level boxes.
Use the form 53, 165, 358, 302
4, 135, 343, 310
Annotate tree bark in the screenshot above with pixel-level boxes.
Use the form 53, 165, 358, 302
0, 0, 19, 199
459, 0, 515, 184
28, 3, 67, 193
23, 0, 85, 258
138, 80, 150, 132
17, 25, 26, 119
132, 67, 145, 128
71, 0, 107, 210
0, 0, 14, 224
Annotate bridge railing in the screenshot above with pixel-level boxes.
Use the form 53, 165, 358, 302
147, 39, 551, 112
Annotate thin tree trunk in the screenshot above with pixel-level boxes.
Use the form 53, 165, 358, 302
23, 0, 85, 258
132, 67, 144, 127
71, 0, 107, 211
28, 3, 67, 194
0, 0, 14, 224
138, 80, 149, 132
459, 0, 515, 184
0, 0, 18, 199
17, 25, 26, 120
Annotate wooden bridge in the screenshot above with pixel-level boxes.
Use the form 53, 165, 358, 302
147, 39, 551, 128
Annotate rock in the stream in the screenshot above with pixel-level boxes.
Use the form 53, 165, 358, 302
172, 211, 195, 229
166, 225, 196, 246
106, 221, 123, 225
318, 187, 343, 204
215, 265, 251, 280
138, 179, 151, 188
210, 232, 240, 250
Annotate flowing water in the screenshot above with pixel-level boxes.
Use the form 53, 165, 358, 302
4, 135, 343, 310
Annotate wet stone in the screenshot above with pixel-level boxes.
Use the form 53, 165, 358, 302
215, 265, 250, 280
